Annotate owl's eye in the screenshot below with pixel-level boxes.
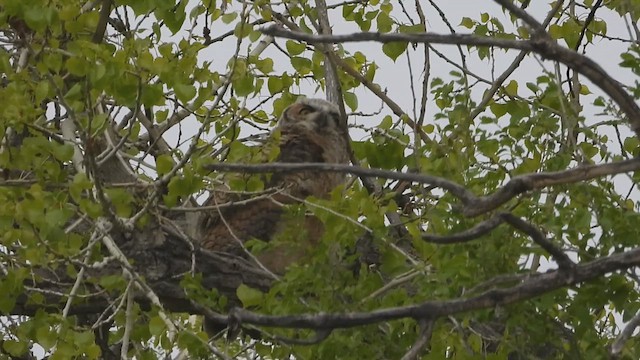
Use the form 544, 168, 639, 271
298, 105, 314, 116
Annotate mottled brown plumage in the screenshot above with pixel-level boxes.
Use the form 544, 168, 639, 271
197, 98, 350, 274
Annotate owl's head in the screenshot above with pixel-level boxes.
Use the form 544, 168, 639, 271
277, 98, 344, 135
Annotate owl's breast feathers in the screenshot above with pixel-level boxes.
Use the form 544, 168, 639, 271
270, 126, 347, 198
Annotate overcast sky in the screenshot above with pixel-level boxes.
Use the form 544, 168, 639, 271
158, 1, 636, 151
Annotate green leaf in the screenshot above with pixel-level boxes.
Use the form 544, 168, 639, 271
624, 137, 639, 154
177, 331, 205, 355
478, 138, 500, 157
377, 11, 393, 32
255, 58, 274, 74
70, 173, 92, 202
489, 102, 508, 118
344, 92, 358, 111
35, 81, 51, 103
236, 284, 264, 307
234, 22, 252, 38
105, 188, 135, 217
174, 83, 196, 102
221, 12, 238, 24
159, 2, 186, 33
98, 274, 126, 291
343, 4, 357, 18
156, 154, 174, 176
64, 83, 83, 101
286, 40, 306, 56
36, 325, 57, 350
579, 142, 598, 159
141, 83, 165, 106
149, 315, 166, 337
290, 57, 312, 74
504, 80, 518, 96
460, 17, 474, 29
379, 115, 393, 129
51, 143, 74, 162
156, 109, 169, 122
65, 56, 89, 76
249, 30, 262, 42
579, 84, 591, 95
233, 74, 255, 97
268, 76, 283, 94
382, 42, 408, 61
548, 24, 563, 39
399, 24, 425, 33
75, 331, 95, 349
3, 340, 27, 357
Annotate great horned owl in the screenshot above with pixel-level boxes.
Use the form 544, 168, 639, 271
197, 98, 350, 274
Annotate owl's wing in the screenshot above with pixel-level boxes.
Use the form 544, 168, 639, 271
195, 184, 233, 241
197, 183, 284, 255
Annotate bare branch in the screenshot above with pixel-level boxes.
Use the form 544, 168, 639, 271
610, 309, 640, 357
261, 25, 532, 49
421, 215, 504, 244
401, 319, 434, 360
492, 0, 545, 32
206, 158, 640, 217
206, 161, 474, 202
471, 157, 640, 216
500, 213, 575, 270
91, 0, 112, 43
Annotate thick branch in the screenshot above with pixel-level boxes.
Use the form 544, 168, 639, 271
10, 208, 640, 339
261, 25, 532, 50
217, 245, 640, 330
206, 157, 640, 217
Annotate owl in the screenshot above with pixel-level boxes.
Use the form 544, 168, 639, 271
197, 98, 350, 274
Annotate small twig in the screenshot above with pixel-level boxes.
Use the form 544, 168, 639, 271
421, 215, 504, 244
120, 281, 134, 359
400, 319, 434, 360
273, 329, 332, 345
360, 269, 423, 304
610, 309, 640, 357
500, 213, 575, 270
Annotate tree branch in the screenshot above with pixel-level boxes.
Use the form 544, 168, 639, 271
401, 319, 434, 360
610, 308, 640, 357
260, 26, 640, 138
500, 213, 575, 270
421, 215, 504, 244
261, 25, 531, 50
206, 157, 640, 217
213, 245, 640, 330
